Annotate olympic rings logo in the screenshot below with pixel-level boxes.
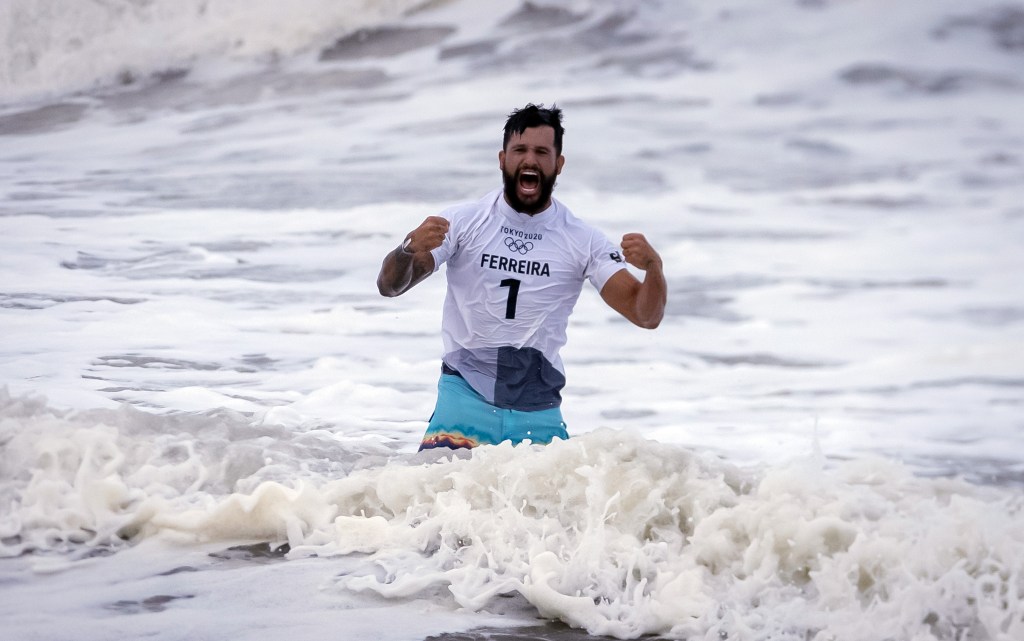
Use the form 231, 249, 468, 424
504, 237, 534, 254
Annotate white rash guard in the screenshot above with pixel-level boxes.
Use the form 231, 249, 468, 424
429, 189, 627, 411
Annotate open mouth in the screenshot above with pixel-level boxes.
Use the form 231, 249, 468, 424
518, 169, 540, 194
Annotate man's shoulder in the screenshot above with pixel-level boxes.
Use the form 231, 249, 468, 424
442, 190, 501, 221
550, 198, 605, 238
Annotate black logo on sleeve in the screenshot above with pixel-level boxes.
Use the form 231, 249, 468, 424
610, 251, 624, 263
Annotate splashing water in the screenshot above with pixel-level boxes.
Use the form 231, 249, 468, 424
3, 390, 1021, 639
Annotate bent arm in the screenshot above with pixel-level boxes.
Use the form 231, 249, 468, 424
376, 215, 449, 297
376, 244, 436, 297
599, 233, 666, 329
600, 265, 666, 329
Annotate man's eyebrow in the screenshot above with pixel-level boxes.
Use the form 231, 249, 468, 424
509, 143, 552, 152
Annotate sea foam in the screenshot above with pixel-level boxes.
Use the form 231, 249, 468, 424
3, 389, 1021, 640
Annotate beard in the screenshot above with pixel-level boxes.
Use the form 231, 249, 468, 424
502, 166, 558, 215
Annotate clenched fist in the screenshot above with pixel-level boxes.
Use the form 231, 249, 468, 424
404, 216, 450, 254
620, 233, 662, 271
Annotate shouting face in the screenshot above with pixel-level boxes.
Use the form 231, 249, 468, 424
499, 126, 565, 215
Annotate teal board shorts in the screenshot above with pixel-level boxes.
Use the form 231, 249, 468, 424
419, 373, 569, 450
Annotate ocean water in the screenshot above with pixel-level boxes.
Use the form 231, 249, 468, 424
1, 0, 1023, 639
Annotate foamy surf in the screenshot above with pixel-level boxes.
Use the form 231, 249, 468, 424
2, 389, 1021, 639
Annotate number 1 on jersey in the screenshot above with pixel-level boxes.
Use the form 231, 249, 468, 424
500, 278, 521, 319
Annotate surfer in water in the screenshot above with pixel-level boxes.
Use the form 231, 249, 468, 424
377, 103, 666, 450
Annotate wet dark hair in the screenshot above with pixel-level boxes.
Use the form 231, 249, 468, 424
503, 103, 564, 154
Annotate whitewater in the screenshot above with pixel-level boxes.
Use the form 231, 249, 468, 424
1, 1, 1023, 639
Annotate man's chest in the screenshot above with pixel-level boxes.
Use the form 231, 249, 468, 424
451, 220, 583, 284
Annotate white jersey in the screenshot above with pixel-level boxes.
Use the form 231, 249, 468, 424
429, 189, 626, 410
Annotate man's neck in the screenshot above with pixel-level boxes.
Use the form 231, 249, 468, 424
502, 193, 551, 217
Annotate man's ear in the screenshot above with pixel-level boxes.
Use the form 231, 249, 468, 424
556, 154, 565, 175
498, 149, 505, 171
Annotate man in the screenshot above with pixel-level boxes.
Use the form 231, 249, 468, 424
377, 104, 666, 451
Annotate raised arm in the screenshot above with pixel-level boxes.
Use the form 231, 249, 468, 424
599, 233, 666, 329
376, 216, 449, 297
